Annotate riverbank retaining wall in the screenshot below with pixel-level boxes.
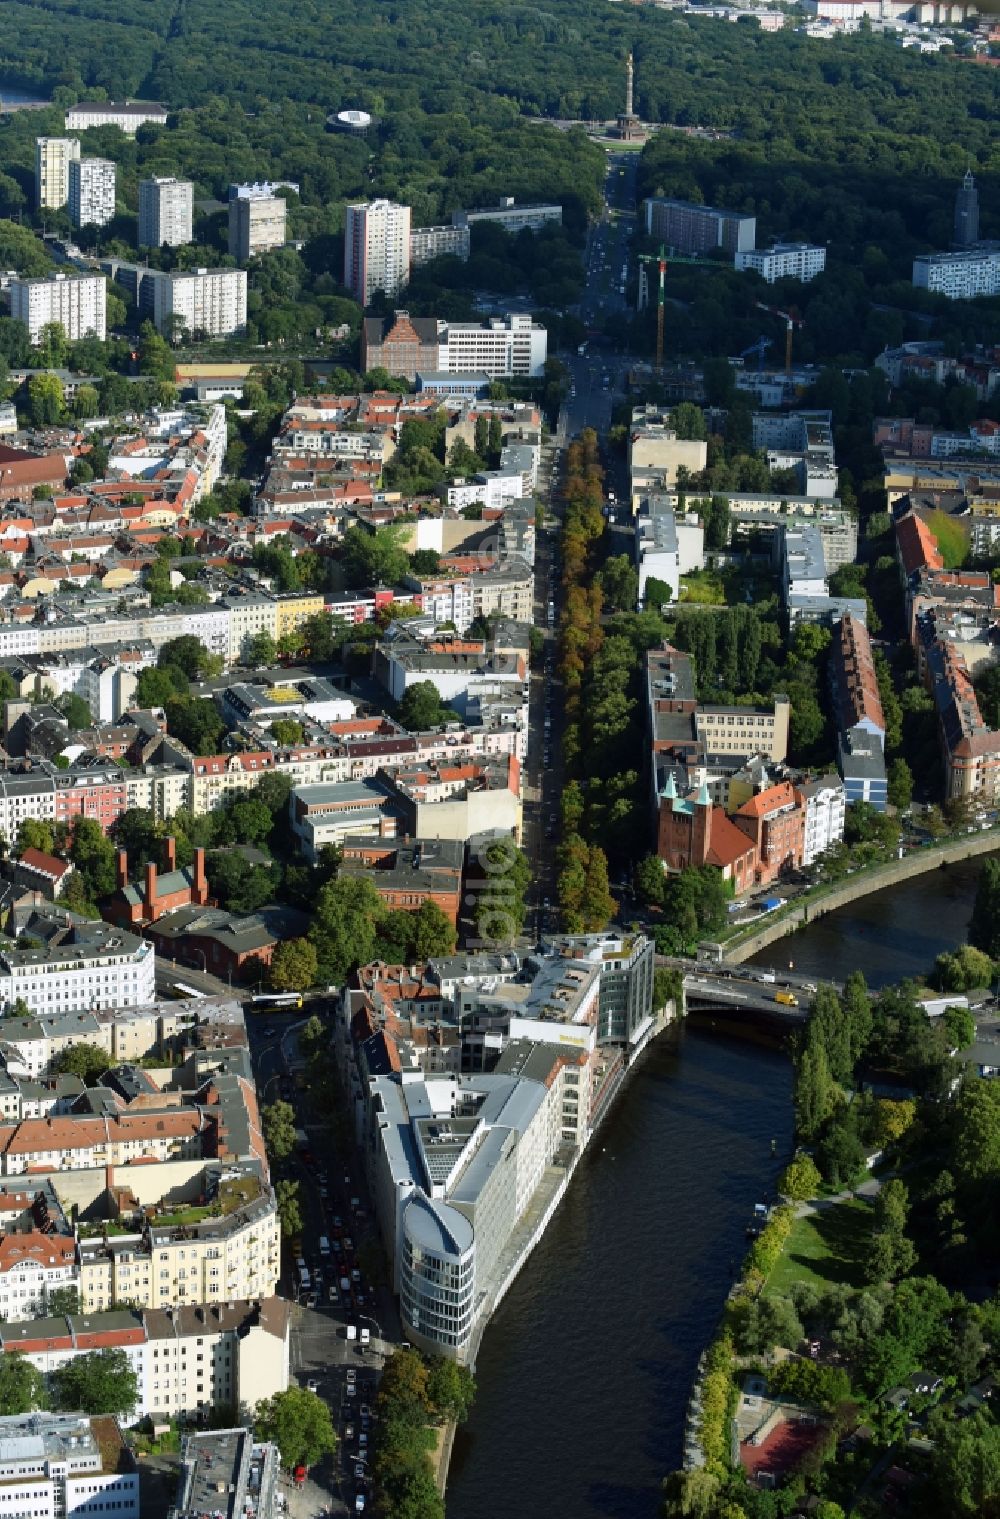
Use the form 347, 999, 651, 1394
722, 830, 1000, 964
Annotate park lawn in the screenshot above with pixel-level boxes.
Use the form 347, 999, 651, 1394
765, 1196, 874, 1297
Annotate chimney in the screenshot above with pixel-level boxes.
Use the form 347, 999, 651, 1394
116, 850, 128, 891
144, 861, 157, 917
163, 836, 176, 872
194, 847, 207, 904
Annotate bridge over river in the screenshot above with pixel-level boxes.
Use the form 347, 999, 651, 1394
659, 957, 840, 1025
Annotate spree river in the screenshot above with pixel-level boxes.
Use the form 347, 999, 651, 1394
445, 856, 988, 1519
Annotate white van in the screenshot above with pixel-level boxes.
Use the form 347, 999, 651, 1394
318, 1236, 331, 1256
360, 1327, 371, 1346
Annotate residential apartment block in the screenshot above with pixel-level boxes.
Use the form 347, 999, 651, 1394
68, 157, 116, 227
912, 246, 1000, 301
0, 919, 154, 1019
410, 224, 471, 266
9, 273, 107, 345
138, 177, 193, 248
151, 267, 247, 338
0, 1299, 288, 1426
451, 198, 562, 235
643, 196, 756, 255
735, 242, 826, 283
228, 192, 286, 261
830, 612, 887, 810
35, 137, 80, 210
344, 199, 411, 305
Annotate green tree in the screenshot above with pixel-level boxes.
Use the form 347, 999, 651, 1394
635, 854, 667, 908
52, 1042, 109, 1085
52, 1349, 137, 1417
580, 844, 616, 931
0, 1354, 46, 1415
17, 818, 55, 855
398, 681, 452, 731
599, 555, 639, 614
794, 1034, 835, 1142
262, 1100, 298, 1160
45, 1286, 80, 1316
268, 937, 317, 993
57, 692, 93, 729
952, 1078, 1000, 1193
158, 636, 223, 681
309, 876, 384, 982
969, 858, 1000, 960
135, 665, 187, 707
271, 718, 305, 747
425, 1359, 476, 1421
163, 695, 225, 756
27, 371, 65, 426
887, 757, 913, 812
410, 900, 457, 959
778, 1152, 822, 1202
341, 524, 410, 588
244, 630, 278, 666
275, 1178, 303, 1239
928, 1409, 1000, 1519
70, 816, 117, 898
255, 1387, 336, 1469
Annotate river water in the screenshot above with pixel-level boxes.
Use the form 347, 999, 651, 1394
745, 855, 985, 990
446, 856, 990, 1519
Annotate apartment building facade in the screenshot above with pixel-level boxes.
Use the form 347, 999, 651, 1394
228, 193, 286, 261
735, 242, 826, 283
138, 177, 194, 248
344, 199, 411, 305
9, 273, 107, 345
643, 196, 756, 255
68, 157, 116, 227
151, 267, 248, 338
35, 137, 80, 210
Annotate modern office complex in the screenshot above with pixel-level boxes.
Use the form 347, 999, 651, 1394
34, 136, 80, 210
0, 1413, 138, 1519
9, 272, 107, 345
343, 199, 411, 304
228, 191, 287, 260
138, 176, 193, 247
151, 267, 248, 338
735, 242, 826, 283
362, 309, 547, 379
68, 157, 116, 227
643, 196, 756, 255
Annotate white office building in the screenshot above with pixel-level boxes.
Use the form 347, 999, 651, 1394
735, 242, 826, 284
68, 157, 116, 228
138, 177, 193, 248
35, 137, 80, 210
0, 922, 155, 1018
151, 267, 247, 338
64, 100, 168, 135
912, 247, 1000, 301
410, 224, 471, 266
438, 314, 547, 378
228, 193, 287, 261
0, 1414, 138, 1519
10, 272, 107, 345
344, 199, 411, 305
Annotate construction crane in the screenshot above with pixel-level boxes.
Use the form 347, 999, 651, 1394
636, 244, 721, 371
755, 301, 803, 376
739, 336, 773, 372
